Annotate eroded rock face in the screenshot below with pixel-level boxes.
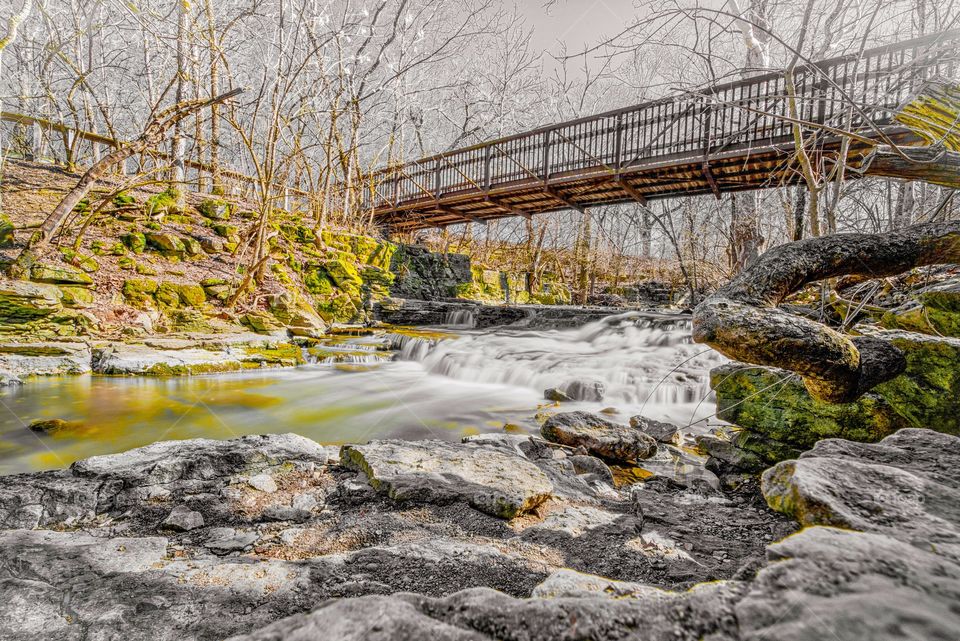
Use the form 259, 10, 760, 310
541, 412, 657, 463
340, 440, 553, 518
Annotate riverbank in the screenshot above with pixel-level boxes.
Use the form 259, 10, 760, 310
0, 425, 955, 640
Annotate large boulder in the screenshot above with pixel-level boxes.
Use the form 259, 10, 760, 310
711, 330, 960, 466
0, 341, 91, 377
30, 263, 94, 285
541, 412, 657, 463
340, 440, 553, 518
762, 428, 960, 554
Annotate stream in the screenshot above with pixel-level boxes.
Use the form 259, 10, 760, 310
0, 311, 724, 475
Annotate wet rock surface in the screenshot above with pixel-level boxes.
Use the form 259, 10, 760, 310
541, 411, 658, 462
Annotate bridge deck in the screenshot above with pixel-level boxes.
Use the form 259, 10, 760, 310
353, 31, 959, 232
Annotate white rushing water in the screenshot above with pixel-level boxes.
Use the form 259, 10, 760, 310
396, 311, 725, 427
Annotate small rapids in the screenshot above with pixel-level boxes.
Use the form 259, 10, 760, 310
397, 311, 724, 416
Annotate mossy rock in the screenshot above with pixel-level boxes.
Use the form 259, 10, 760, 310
145, 188, 182, 216
155, 282, 206, 309
212, 223, 239, 240
0, 280, 63, 325
113, 192, 136, 207
315, 292, 360, 323
144, 232, 186, 254
168, 309, 215, 333
122, 232, 147, 254
240, 311, 284, 334
0, 215, 14, 249
324, 258, 363, 291
135, 263, 158, 276
59, 286, 95, 308
302, 265, 332, 296
279, 223, 316, 245
118, 257, 136, 270
58, 248, 99, 273
198, 199, 232, 220
30, 263, 94, 286
181, 237, 203, 256
122, 279, 159, 307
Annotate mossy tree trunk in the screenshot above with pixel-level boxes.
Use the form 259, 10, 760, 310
693, 220, 960, 404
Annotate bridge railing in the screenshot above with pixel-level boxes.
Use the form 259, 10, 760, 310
354, 30, 960, 215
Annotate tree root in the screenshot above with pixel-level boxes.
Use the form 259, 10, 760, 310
692, 221, 960, 403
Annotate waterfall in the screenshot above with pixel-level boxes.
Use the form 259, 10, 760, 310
396, 311, 723, 423
444, 309, 477, 328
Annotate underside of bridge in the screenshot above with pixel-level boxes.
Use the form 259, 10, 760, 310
352, 30, 959, 234
376, 129, 927, 233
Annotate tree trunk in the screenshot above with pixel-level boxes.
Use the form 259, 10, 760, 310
12, 89, 242, 271
0, 0, 33, 214
693, 221, 960, 404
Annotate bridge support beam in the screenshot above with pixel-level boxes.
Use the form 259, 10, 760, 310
484, 196, 531, 219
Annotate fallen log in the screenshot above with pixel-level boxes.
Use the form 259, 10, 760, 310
692, 221, 960, 403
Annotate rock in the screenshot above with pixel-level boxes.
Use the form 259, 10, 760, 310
0, 280, 63, 325
389, 244, 472, 301
882, 277, 960, 337
0, 371, 21, 386
340, 440, 553, 518
248, 473, 278, 493
762, 428, 960, 552
198, 199, 232, 220
144, 232, 187, 253
543, 388, 572, 402
567, 454, 614, 484
29, 263, 94, 285
121, 231, 147, 253
163, 505, 204, 531
531, 568, 672, 600
240, 311, 285, 334
736, 525, 960, 641
696, 434, 765, 475
0, 341, 92, 377
91, 336, 303, 375
58, 285, 94, 307
629, 415, 680, 444
204, 527, 258, 554
541, 412, 657, 463
28, 418, 83, 436
560, 379, 605, 402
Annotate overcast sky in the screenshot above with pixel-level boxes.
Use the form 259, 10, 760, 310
513, 0, 639, 58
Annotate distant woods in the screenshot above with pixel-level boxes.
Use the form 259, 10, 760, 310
0, 0, 958, 302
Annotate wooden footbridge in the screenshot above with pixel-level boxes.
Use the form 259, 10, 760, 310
355, 31, 960, 233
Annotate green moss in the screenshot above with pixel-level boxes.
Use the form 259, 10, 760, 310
113, 192, 136, 207
30, 263, 94, 286
873, 333, 960, 434
212, 223, 239, 239
58, 286, 94, 307
0, 215, 15, 248
118, 257, 136, 270
122, 232, 147, 254
146, 187, 182, 216
198, 199, 233, 220
315, 292, 360, 323
122, 279, 159, 307
144, 232, 186, 254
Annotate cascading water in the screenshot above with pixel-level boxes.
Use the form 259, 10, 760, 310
397, 310, 725, 427
443, 309, 477, 328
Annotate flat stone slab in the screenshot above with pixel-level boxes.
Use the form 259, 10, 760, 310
340, 440, 553, 518
541, 411, 657, 462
